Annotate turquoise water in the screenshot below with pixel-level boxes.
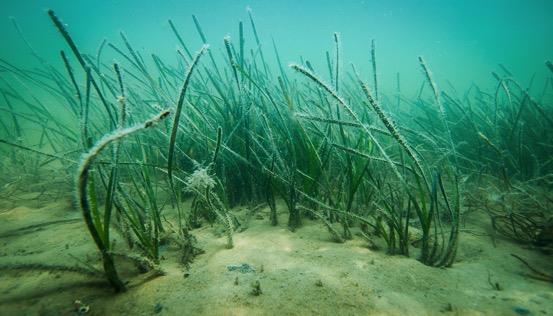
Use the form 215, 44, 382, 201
1, 0, 552, 94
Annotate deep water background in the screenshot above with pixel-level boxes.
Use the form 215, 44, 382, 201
0, 0, 552, 96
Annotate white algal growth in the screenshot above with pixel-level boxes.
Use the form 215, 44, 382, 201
185, 166, 216, 193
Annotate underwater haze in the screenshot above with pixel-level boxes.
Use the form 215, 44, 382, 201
0, 0, 552, 315
1, 0, 553, 94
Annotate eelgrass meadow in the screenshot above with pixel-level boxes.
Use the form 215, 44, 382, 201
0, 1, 552, 314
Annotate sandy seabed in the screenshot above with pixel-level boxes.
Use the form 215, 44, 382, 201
0, 198, 552, 316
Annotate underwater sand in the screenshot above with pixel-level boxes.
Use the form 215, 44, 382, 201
0, 199, 552, 316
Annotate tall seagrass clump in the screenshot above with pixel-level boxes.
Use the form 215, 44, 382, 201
76, 111, 170, 292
